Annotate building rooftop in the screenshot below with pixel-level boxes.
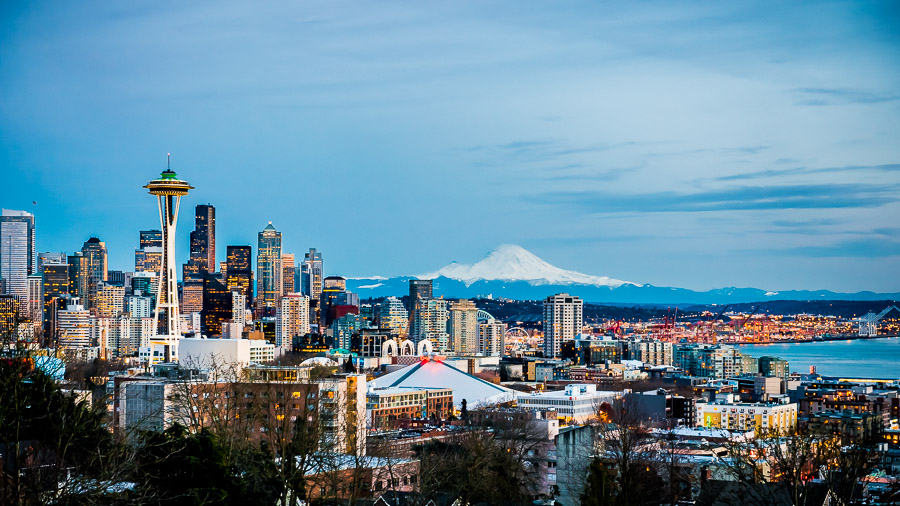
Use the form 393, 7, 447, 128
370, 357, 515, 408
519, 383, 620, 400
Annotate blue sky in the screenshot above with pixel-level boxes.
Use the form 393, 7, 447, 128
1, 1, 898, 292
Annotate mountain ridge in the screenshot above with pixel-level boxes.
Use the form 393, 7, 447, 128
343, 245, 900, 304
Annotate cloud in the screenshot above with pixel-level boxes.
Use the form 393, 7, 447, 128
718, 163, 900, 181
793, 87, 900, 106
764, 238, 900, 258
771, 218, 841, 228
463, 139, 653, 164
543, 183, 900, 214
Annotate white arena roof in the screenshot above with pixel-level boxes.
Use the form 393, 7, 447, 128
370, 357, 516, 408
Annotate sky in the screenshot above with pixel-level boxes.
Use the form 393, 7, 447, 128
1, 1, 898, 293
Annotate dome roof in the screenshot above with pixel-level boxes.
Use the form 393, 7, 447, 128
300, 357, 337, 367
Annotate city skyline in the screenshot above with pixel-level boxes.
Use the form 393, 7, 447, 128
1, 2, 898, 292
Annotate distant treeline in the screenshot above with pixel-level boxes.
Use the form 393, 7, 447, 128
360, 297, 900, 322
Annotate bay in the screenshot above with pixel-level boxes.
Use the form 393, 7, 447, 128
738, 336, 900, 380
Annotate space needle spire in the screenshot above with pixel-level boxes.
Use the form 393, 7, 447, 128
143, 155, 193, 363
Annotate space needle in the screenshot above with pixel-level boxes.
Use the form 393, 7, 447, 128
144, 155, 193, 362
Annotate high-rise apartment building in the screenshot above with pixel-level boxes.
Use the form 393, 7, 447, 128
542, 293, 583, 359
0, 209, 36, 310
81, 237, 108, 310
378, 296, 408, 338
411, 298, 449, 352
183, 204, 215, 282
125, 294, 153, 319
58, 300, 91, 348
27, 274, 42, 325
231, 291, 248, 328
625, 339, 673, 366
281, 253, 295, 295
478, 320, 507, 356
97, 283, 126, 318
276, 293, 310, 350
449, 299, 479, 354
256, 223, 282, 313
674, 344, 744, 379
102, 315, 151, 358
300, 248, 324, 298
226, 246, 253, 308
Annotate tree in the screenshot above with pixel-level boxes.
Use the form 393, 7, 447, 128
591, 395, 667, 506
132, 424, 280, 505
717, 426, 881, 506
414, 411, 550, 505
580, 458, 615, 506
0, 344, 132, 505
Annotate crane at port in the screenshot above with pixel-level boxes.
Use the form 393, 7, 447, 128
697, 304, 731, 343
857, 306, 900, 337
732, 305, 759, 336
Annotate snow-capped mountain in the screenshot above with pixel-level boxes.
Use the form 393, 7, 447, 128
422, 244, 633, 287
343, 245, 900, 304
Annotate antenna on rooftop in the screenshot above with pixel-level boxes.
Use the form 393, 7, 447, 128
167, 153, 171, 170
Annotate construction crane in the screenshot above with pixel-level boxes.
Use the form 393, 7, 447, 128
699, 304, 731, 343
857, 306, 900, 337
605, 320, 623, 336
732, 305, 759, 336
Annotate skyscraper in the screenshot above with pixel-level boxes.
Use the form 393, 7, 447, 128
408, 279, 433, 312
144, 162, 193, 355
27, 274, 42, 325
449, 299, 479, 354
67, 252, 90, 303
542, 293, 583, 359
81, 237, 108, 310
183, 204, 215, 282
42, 264, 69, 340
300, 248, 323, 298
139, 230, 162, 249
0, 209, 36, 310
226, 245, 253, 308
200, 272, 232, 337
281, 253, 295, 296
135, 230, 162, 273
37, 252, 65, 273
181, 280, 203, 315
408, 279, 434, 343
256, 222, 282, 314
0, 295, 20, 341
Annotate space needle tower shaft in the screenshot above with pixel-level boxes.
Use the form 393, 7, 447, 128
144, 155, 193, 354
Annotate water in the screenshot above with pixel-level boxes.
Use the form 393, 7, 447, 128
739, 337, 900, 380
